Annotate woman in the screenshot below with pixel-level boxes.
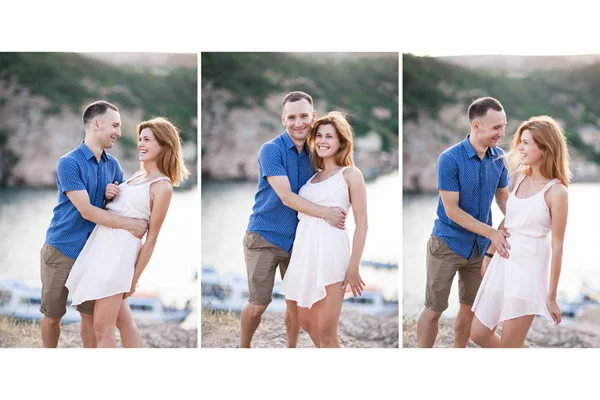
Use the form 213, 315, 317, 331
470, 115, 570, 348
65, 117, 189, 348
279, 111, 368, 348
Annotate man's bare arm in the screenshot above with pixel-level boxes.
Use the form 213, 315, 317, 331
267, 176, 345, 229
66, 190, 148, 238
439, 190, 510, 257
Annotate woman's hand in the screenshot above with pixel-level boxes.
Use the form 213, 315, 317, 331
123, 282, 138, 299
547, 298, 562, 325
105, 181, 120, 200
342, 266, 365, 297
481, 255, 492, 277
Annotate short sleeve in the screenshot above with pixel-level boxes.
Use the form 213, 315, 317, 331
56, 157, 86, 193
497, 157, 509, 189
498, 165, 509, 188
436, 152, 460, 192
258, 143, 286, 178
113, 158, 125, 184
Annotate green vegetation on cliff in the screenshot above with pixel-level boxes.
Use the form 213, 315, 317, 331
403, 53, 600, 162
202, 52, 398, 152
0, 52, 197, 143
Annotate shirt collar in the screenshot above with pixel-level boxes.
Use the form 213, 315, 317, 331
463, 135, 491, 159
282, 131, 308, 155
78, 141, 108, 162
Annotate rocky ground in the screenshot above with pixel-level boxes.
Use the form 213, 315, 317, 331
403, 307, 600, 348
0, 317, 197, 348
201, 309, 399, 348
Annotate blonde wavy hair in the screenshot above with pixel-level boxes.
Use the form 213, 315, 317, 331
506, 115, 571, 187
137, 117, 190, 186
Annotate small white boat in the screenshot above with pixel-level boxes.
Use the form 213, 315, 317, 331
201, 267, 398, 316
0, 278, 191, 324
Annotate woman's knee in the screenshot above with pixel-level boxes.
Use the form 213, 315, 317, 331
318, 324, 337, 344
93, 319, 115, 340
470, 326, 491, 345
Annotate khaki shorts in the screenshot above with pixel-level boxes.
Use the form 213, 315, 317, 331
424, 235, 483, 312
243, 231, 291, 306
40, 243, 95, 318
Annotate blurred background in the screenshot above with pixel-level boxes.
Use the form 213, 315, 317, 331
0, 52, 198, 333
201, 52, 399, 319
403, 53, 600, 331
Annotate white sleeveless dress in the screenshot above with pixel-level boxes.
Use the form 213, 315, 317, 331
279, 167, 352, 309
472, 174, 561, 329
65, 172, 171, 306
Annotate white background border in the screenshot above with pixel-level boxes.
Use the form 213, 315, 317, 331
2, 1, 600, 398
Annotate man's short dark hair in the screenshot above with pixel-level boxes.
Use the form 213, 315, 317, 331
82, 100, 119, 125
281, 91, 313, 111
468, 97, 503, 122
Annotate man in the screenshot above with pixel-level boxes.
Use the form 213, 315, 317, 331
40, 100, 148, 348
239, 91, 346, 348
416, 97, 511, 348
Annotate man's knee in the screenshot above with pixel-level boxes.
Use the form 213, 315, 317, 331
420, 307, 443, 325
245, 302, 268, 320
42, 315, 62, 328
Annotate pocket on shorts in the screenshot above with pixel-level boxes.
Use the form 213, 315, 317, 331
244, 231, 260, 250
42, 244, 59, 268
428, 236, 445, 257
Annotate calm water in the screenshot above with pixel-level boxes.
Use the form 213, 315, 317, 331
0, 186, 199, 325
201, 171, 401, 299
403, 182, 598, 318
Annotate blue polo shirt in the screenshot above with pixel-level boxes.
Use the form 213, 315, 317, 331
432, 135, 509, 260
247, 131, 314, 252
45, 141, 124, 259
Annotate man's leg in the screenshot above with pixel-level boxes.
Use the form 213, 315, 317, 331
456, 253, 484, 347
284, 300, 301, 348
240, 231, 279, 348
240, 303, 269, 348
41, 316, 62, 348
454, 303, 475, 347
417, 307, 443, 347
279, 258, 299, 348
77, 300, 97, 348
417, 236, 457, 348
39, 243, 73, 348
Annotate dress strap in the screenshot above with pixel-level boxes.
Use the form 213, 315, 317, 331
511, 171, 528, 193
541, 178, 561, 195
125, 170, 145, 184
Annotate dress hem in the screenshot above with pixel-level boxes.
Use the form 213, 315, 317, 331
282, 279, 344, 309
474, 309, 554, 330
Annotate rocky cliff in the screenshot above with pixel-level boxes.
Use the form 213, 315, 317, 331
0, 53, 197, 187
201, 53, 399, 181
403, 54, 600, 193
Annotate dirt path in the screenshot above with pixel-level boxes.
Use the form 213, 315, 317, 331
201, 309, 399, 348
403, 314, 600, 348
0, 317, 197, 348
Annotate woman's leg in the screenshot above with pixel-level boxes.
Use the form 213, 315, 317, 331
470, 315, 500, 348
500, 315, 535, 348
93, 294, 124, 348
297, 302, 320, 347
116, 298, 144, 348
316, 282, 345, 348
